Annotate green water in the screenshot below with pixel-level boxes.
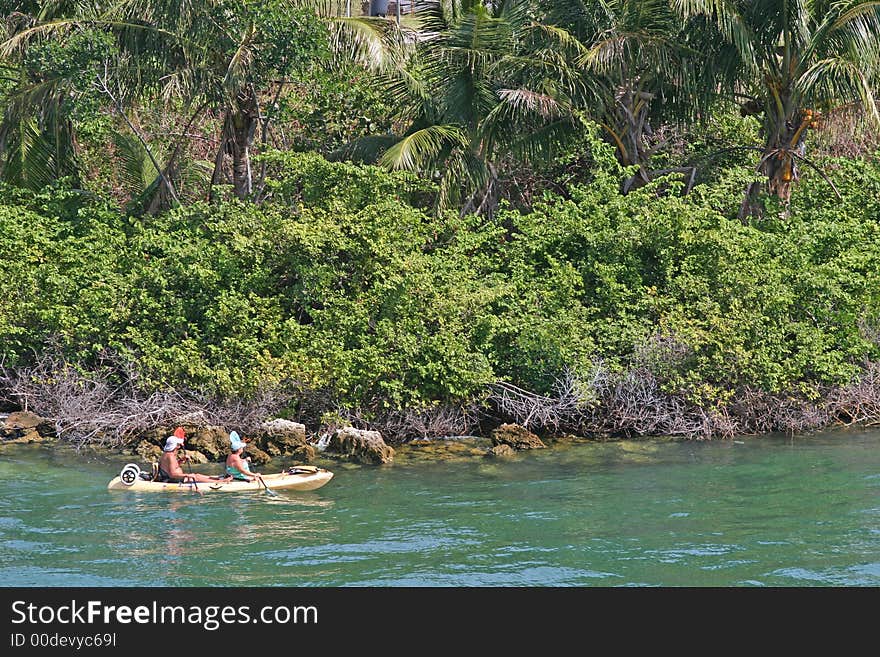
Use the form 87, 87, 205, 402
1, 428, 879, 587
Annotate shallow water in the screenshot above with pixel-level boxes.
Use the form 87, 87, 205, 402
1, 427, 879, 586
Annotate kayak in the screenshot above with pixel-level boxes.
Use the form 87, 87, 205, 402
107, 465, 333, 493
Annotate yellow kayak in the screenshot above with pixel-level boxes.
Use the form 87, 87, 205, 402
107, 465, 333, 493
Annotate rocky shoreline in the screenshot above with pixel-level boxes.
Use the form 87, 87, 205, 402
0, 410, 560, 467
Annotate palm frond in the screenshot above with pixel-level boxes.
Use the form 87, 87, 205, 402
329, 133, 402, 164
799, 57, 880, 124
112, 131, 158, 197
529, 23, 592, 59
326, 15, 409, 72
223, 21, 256, 96
835, 1, 880, 27
0, 19, 79, 57
495, 87, 565, 120
507, 116, 580, 166
11, 117, 56, 188
437, 148, 489, 214
672, 0, 757, 72
379, 124, 469, 171
1, 113, 76, 190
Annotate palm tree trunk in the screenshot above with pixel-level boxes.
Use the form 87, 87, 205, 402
229, 86, 259, 199
208, 114, 231, 201
739, 84, 812, 219
605, 81, 656, 193
760, 109, 806, 204
738, 181, 763, 222
206, 87, 261, 201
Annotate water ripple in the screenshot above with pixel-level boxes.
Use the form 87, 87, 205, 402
346, 565, 620, 587
768, 565, 880, 586
4, 433, 880, 586
0, 566, 140, 587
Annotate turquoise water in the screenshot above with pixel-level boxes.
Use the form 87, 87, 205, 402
1, 428, 879, 587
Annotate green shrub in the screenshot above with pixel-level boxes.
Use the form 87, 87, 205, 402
2, 148, 880, 418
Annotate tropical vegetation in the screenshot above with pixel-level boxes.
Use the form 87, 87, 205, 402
1, 0, 879, 444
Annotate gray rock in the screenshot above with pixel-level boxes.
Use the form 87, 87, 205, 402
185, 426, 229, 460
258, 418, 311, 460
491, 423, 546, 450
327, 427, 394, 465
0, 411, 56, 443
261, 418, 307, 437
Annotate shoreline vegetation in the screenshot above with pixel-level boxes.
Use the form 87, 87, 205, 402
2, 2, 880, 466
4, 352, 880, 469
3, 146, 880, 464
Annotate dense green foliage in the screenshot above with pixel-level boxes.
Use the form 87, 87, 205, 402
2, 140, 879, 420
2, 2, 880, 437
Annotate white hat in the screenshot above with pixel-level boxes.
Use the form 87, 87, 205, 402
229, 431, 246, 451
163, 436, 185, 452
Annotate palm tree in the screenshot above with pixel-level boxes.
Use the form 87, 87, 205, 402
342, 0, 583, 216
679, 0, 880, 215
0, 4, 91, 191
0, 75, 80, 191
545, 0, 708, 192
0, 1, 350, 204
106, 0, 328, 202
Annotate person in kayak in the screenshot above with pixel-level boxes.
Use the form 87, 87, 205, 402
157, 427, 231, 483
225, 431, 265, 484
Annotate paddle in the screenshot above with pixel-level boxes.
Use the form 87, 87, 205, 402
180, 449, 204, 496
241, 449, 277, 497
256, 474, 279, 497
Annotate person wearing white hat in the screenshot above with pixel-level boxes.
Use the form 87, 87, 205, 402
156, 426, 231, 483
225, 431, 264, 483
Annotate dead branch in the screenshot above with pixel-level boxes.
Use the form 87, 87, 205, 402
0, 350, 298, 448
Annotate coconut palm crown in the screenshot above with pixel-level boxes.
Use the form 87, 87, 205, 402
679, 0, 880, 213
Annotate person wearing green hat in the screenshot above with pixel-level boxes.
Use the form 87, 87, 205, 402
225, 431, 264, 483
